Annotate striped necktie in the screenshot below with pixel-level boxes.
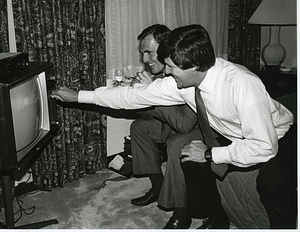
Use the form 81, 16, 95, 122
195, 87, 228, 178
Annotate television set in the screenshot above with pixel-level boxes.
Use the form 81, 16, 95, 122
0, 62, 58, 171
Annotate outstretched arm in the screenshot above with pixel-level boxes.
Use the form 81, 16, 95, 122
52, 77, 186, 110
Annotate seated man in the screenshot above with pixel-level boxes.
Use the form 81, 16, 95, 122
130, 24, 199, 229
51, 24, 296, 229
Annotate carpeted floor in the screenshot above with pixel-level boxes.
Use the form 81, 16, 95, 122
0, 166, 208, 230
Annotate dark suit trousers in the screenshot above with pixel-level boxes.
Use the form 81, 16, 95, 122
130, 118, 202, 209
181, 125, 297, 228
256, 124, 297, 229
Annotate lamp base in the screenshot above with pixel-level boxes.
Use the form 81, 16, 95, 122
262, 65, 280, 72
261, 26, 286, 70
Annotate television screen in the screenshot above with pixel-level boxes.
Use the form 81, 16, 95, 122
10, 76, 42, 153
12, 71, 51, 163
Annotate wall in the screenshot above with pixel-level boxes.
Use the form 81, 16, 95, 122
105, 79, 138, 156
107, 117, 134, 156
260, 26, 297, 68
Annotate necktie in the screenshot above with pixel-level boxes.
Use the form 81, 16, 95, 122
195, 87, 228, 178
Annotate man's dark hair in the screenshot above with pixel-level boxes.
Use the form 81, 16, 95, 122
158, 24, 215, 72
138, 24, 171, 44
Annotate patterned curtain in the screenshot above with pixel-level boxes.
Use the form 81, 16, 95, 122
228, 0, 262, 71
0, 0, 107, 192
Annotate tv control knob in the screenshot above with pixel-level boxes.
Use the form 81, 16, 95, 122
6, 63, 11, 74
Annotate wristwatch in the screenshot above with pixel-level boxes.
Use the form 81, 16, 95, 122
205, 148, 213, 162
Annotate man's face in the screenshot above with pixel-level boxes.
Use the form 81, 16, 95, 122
164, 57, 201, 89
139, 35, 165, 74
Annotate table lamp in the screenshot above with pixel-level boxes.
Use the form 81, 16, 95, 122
248, 0, 296, 71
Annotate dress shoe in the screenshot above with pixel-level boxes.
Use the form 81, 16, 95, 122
131, 189, 159, 206
197, 217, 230, 229
163, 216, 192, 229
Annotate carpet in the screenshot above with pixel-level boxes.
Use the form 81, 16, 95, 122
0, 166, 206, 230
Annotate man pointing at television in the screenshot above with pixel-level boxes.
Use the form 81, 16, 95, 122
51, 24, 296, 229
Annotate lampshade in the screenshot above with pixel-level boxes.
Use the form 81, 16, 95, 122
248, 0, 296, 26
248, 0, 297, 70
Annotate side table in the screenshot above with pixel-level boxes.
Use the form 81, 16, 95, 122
254, 69, 297, 99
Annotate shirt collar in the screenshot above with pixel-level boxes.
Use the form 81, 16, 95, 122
198, 58, 220, 93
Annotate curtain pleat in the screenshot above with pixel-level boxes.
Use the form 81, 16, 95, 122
164, 0, 229, 59
228, 0, 262, 71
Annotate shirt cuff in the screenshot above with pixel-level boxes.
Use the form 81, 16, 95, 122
212, 146, 230, 164
78, 90, 95, 104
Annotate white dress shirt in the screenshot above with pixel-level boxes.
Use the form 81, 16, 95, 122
79, 58, 294, 167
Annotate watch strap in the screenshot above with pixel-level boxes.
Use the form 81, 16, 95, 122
205, 147, 212, 162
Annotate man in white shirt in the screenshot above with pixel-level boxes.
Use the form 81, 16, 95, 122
51, 24, 296, 229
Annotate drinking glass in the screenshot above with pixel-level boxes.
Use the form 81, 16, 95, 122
114, 69, 124, 87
